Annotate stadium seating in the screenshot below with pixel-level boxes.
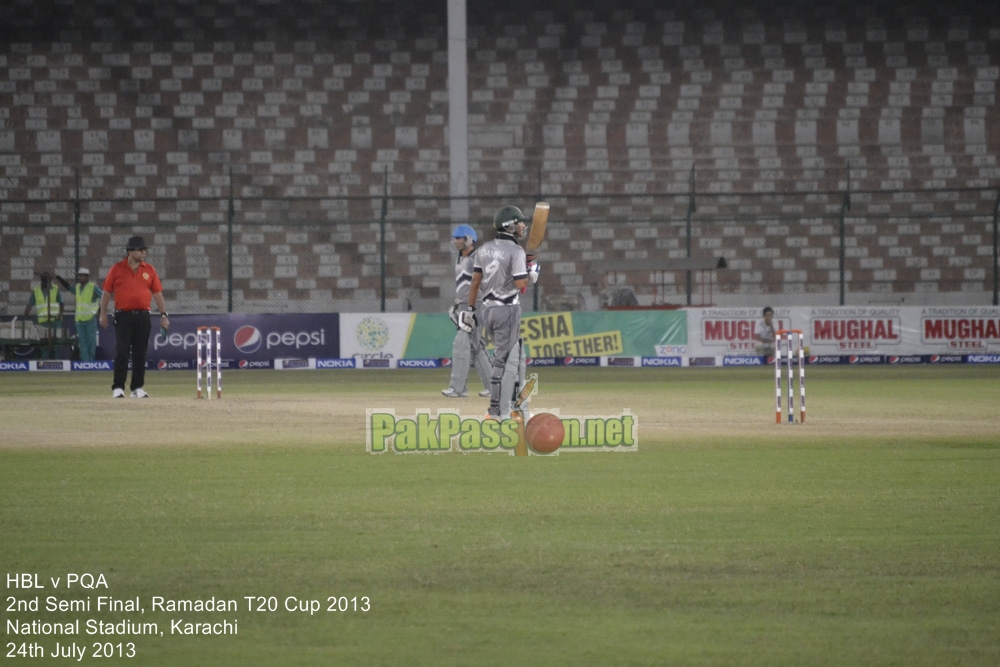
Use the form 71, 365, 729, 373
0, 0, 997, 312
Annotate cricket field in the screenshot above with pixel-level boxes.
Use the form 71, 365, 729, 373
2, 366, 998, 666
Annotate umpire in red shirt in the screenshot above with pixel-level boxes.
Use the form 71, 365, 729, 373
98, 236, 170, 398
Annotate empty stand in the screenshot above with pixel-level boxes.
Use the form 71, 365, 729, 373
1, 0, 998, 313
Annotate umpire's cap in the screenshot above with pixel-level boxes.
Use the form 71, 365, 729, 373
126, 235, 148, 251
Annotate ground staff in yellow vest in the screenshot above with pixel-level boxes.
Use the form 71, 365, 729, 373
24, 273, 63, 329
74, 268, 103, 361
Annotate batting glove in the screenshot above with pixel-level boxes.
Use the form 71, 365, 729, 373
458, 306, 477, 333
448, 303, 460, 327
528, 261, 541, 284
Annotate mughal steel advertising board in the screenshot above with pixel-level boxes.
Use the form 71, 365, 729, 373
809, 307, 902, 351
686, 306, 1000, 357
695, 307, 794, 353
919, 307, 1000, 353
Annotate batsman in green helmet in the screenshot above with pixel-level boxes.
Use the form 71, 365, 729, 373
459, 206, 540, 420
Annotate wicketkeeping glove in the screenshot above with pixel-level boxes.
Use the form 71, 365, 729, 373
458, 305, 477, 333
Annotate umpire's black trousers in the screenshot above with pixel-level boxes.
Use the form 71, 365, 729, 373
113, 310, 151, 391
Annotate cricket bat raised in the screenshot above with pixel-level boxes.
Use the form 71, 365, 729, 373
525, 202, 549, 258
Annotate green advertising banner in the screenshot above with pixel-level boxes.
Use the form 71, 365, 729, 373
402, 314, 458, 358
403, 311, 687, 358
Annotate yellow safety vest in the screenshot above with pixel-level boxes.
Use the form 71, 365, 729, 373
32, 285, 60, 324
75, 283, 98, 321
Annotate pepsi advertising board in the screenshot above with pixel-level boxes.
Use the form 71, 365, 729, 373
99, 313, 340, 365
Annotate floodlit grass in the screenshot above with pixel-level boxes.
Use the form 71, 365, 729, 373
2, 367, 999, 666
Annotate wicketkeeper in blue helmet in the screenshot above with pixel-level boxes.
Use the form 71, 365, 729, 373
442, 224, 492, 398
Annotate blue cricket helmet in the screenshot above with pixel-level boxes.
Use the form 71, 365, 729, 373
452, 224, 477, 243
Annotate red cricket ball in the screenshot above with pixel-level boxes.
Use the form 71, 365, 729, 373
525, 413, 565, 454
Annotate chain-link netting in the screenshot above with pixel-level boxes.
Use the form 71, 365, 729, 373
2, 182, 997, 318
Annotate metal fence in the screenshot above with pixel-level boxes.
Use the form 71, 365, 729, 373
2, 175, 998, 317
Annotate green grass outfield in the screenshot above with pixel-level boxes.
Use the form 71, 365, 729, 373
2, 366, 999, 666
